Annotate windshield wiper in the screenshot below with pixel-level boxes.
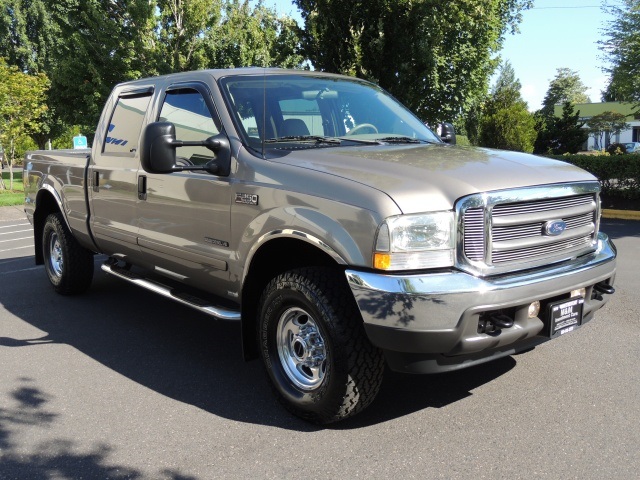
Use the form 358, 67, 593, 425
375, 136, 432, 144
264, 135, 341, 145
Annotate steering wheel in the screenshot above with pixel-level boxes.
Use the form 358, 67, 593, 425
346, 123, 378, 135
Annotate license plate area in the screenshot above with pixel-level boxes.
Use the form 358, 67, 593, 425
546, 297, 584, 338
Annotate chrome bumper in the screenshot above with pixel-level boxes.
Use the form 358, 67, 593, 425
345, 233, 617, 373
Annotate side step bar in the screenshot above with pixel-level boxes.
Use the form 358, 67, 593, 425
101, 261, 241, 321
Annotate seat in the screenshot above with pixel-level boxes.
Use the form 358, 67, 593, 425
280, 118, 310, 137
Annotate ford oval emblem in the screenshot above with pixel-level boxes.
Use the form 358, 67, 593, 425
544, 220, 567, 236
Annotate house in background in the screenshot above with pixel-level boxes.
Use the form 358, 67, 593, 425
554, 101, 640, 151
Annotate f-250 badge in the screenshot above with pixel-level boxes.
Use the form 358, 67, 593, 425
235, 193, 259, 205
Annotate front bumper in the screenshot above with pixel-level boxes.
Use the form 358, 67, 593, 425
345, 232, 617, 373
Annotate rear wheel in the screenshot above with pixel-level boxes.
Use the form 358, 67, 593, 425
43, 212, 94, 294
258, 268, 385, 423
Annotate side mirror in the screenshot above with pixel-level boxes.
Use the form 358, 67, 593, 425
140, 121, 231, 176
440, 122, 457, 145
140, 122, 178, 173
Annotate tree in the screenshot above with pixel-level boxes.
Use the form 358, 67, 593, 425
294, 0, 533, 125
157, 0, 222, 73
0, 60, 49, 189
210, 1, 304, 69
0, 0, 58, 74
600, 0, 640, 106
477, 62, 536, 152
47, 0, 157, 134
534, 102, 588, 154
586, 111, 630, 150
540, 68, 590, 116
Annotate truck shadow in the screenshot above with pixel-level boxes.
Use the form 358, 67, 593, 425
1, 256, 515, 432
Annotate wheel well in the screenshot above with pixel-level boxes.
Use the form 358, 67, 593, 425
33, 191, 63, 265
241, 238, 343, 360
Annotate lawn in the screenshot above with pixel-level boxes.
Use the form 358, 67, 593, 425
0, 169, 24, 207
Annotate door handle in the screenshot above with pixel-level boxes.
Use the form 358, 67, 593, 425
138, 175, 147, 201
93, 171, 100, 192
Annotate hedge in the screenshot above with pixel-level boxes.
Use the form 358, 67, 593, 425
546, 154, 640, 200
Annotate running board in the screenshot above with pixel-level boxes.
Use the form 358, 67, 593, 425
101, 262, 241, 321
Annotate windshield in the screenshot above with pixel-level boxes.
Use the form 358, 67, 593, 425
219, 74, 440, 153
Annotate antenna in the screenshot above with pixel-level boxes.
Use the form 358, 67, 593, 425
262, 68, 267, 160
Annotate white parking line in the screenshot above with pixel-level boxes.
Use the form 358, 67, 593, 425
0, 223, 30, 229
0, 236, 32, 243
0, 244, 34, 253
0, 229, 32, 235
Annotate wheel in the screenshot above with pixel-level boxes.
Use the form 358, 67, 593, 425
258, 268, 385, 423
42, 212, 94, 295
346, 123, 378, 135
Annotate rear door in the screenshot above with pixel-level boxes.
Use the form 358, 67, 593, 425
90, 88, 153, 256
136, 82, 232, 289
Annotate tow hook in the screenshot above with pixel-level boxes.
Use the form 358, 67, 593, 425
478, 313, 515, 334
592, 282, 615, 301
594, 282, 615, 295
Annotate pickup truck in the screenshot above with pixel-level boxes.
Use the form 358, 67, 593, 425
24, 68, 617, 424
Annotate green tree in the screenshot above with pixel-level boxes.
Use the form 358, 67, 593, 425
48, 0, 157, 133
540, 68, 590, 116
601, 0, 640, 106
477, 61, 536, 152
294, 0, 532, 125
211, 1, 304, 69
587, 111, 630, 150
0, 60, 49, 189
0, 0, 58, 74
534, 102, 588, 154
157, 0, 222, 73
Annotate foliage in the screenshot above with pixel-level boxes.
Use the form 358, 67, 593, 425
212, 0, 304, 69
0, 0, 58, 74
548, 153, 640, 200
294, 0, 533, 125
534, 102, 588, 155
606, 143, 628, 155
477, 61, 536, 152
540, 68, 590, 116
157, 0, 222, 72
0, 60, 49, 189
600, 0, 640, 106
586, 111, 630, 150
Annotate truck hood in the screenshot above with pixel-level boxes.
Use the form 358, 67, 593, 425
268, 144, 596, 213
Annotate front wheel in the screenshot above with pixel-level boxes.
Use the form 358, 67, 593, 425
258, 268, 385, 423
42, 212, 94, 295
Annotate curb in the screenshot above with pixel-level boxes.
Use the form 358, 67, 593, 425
602, 209, 640, 221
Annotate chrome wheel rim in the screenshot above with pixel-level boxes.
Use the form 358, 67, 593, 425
276, 307, 327, 391
48, 232, 63, 277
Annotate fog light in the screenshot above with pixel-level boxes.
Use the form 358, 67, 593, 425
571, 288, 586, 298
528, 301, 541, 318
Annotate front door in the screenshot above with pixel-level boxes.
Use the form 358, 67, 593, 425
136, 83, 232, 293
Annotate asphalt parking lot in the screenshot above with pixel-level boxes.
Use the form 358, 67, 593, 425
0, 209, 638, 479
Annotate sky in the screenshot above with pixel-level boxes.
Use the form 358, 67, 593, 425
263, 0, 621, 111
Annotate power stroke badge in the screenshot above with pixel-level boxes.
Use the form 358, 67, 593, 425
235, 193, 259, 205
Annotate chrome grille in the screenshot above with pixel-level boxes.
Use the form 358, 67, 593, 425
459, 184, 600, 276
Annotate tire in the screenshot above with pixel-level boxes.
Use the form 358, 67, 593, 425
42, 212, 94, 295
258, 268, 385, 424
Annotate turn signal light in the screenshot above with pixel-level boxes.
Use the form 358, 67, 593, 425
373, 253, 391, 270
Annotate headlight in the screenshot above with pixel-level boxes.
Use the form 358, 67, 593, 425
373, 212, 455, 270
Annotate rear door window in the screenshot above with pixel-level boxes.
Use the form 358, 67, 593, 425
103, 93, 152, 155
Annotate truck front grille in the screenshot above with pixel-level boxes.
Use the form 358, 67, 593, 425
458, 184, 600, 276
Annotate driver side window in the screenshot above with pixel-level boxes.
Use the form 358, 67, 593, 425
159, 88, 220, 166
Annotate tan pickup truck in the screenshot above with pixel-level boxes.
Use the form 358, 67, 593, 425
24, 69, 617, 423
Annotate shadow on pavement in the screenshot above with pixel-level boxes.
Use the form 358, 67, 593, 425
1, 255, 515, 433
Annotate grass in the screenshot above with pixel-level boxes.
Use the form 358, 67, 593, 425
0, 169, 24, 207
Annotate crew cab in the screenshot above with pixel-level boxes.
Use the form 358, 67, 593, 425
24, 69, 617, 423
